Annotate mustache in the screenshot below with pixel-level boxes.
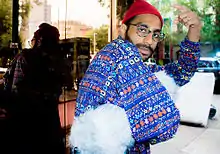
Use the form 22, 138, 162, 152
136, 44, 154, 53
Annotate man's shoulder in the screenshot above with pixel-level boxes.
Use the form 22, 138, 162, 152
95, 42, 120, 62
98, 38, 134, 60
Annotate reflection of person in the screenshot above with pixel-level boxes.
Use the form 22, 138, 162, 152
3, 23, 68, 154
0, 41, 12, 68
70, 0, 201, 153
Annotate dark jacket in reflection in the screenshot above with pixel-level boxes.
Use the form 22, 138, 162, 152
2, 47, 71, 154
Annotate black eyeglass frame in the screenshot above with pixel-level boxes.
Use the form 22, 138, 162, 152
129, 23, 165, 42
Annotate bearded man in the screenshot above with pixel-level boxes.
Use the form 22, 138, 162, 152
70, 0, 202, 153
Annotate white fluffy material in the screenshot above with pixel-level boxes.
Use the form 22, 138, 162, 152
69, 104, 135, 154
155, 71, 180, 101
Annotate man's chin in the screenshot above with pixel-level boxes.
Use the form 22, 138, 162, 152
143, 58, 149, 62
141, 55, 150, 61
139, 51, 152, 60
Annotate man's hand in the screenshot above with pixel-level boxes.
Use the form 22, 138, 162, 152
173, 4, 202, 42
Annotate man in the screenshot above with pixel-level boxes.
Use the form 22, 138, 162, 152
70, 0, 201, 153
2, 23, 67, 154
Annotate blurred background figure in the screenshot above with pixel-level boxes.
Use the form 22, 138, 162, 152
3, 23, 71, 154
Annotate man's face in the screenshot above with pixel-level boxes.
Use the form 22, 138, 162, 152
122, 14, 162, 61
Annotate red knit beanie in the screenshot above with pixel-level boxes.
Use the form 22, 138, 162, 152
122, 0, 163, 26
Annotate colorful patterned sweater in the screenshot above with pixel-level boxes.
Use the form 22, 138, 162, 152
73, 36, 200, 153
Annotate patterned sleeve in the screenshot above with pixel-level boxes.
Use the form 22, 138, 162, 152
149, 38, 200, 87
4, 54, 26, 92
12, 55, 26, 88
164, 38, 200, 86
75, 50, 118, 117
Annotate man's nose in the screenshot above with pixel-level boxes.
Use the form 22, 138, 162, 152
143, 33, 153, 45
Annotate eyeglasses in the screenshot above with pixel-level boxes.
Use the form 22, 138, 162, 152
129, 23, 165, 42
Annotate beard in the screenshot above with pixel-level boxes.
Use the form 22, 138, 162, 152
125, 33, 154, 61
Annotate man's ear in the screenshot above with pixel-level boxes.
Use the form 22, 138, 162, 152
118, 24, 128, 39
